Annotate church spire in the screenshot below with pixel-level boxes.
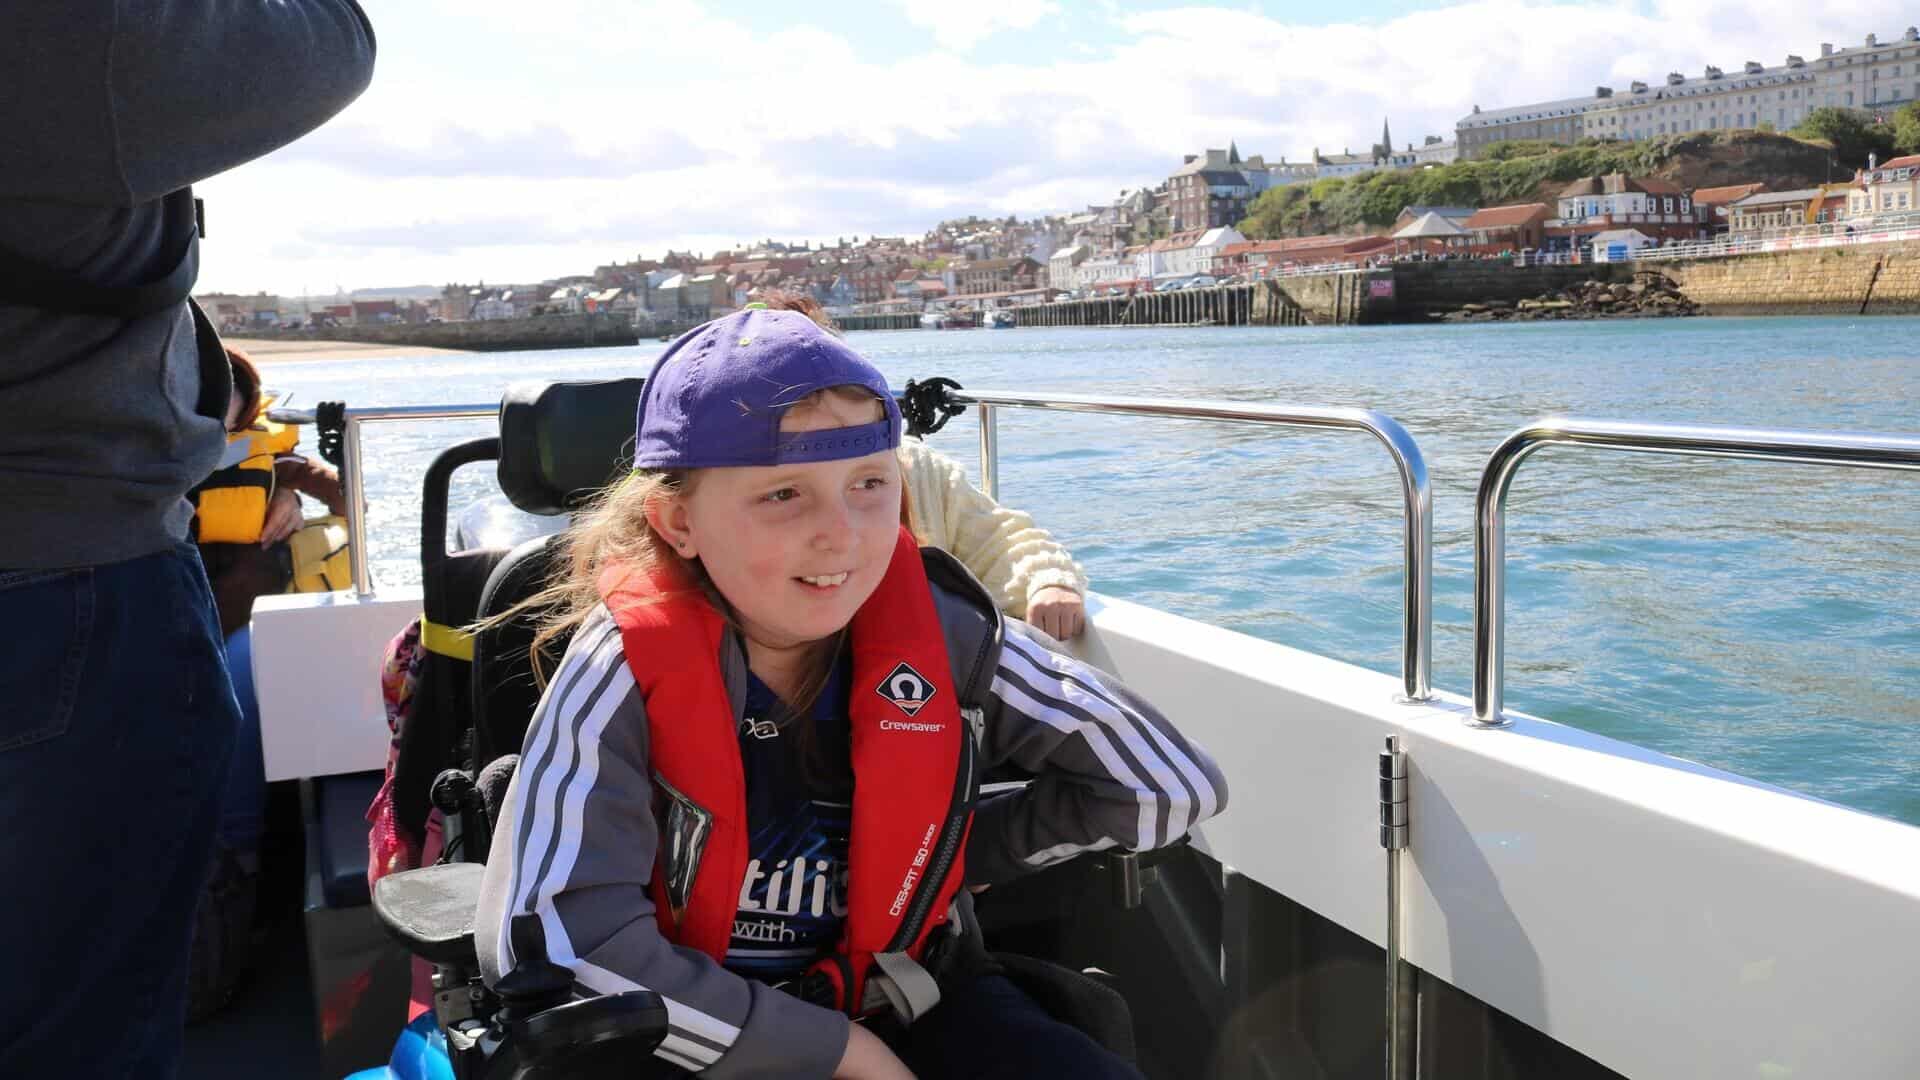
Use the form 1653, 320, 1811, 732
1228, 140, 1241, 164
1378, 118, 1392, 160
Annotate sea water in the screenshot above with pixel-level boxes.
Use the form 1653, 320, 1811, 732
263, 316, 1920, 825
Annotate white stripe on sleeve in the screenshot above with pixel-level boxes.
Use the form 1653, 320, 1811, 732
499, 621, 742, 1068
1002, 632, 1216, 830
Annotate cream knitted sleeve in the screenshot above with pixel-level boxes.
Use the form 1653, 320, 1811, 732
899, 439, 1088, 620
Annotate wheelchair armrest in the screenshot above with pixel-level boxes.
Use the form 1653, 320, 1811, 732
371, 862, 484, 970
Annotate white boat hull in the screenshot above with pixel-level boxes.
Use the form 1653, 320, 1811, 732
252, 586, 1920, 1078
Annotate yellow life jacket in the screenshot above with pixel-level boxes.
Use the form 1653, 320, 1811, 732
285, 516, 354, 594
192, 398, 300, 544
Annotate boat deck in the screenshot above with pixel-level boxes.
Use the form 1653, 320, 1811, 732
181, 783, 326, 1079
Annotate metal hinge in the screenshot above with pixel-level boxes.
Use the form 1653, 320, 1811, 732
1379, 736, 1408, 850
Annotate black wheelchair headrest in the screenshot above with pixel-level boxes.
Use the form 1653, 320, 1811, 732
497, 378, 647, 516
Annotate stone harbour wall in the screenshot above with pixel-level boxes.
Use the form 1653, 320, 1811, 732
243, 312, 640, 351
1385, 262, 1634, 319
1653, 242, 1920, 316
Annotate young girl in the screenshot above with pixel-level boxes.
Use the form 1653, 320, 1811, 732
475, 308, 1226, 1079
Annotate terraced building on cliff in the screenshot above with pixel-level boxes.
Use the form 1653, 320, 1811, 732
1458, 28, 1920, 159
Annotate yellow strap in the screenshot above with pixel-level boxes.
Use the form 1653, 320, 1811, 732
421, 618, 475, 661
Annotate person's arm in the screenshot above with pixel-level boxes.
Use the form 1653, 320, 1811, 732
475, 613, 854, 1079
899, 440, 1087, 622
273, 454, 346, 516
0, 1, 376, 204
962, 620, 1228, 886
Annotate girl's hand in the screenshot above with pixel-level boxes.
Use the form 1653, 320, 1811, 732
260, 487, 305, 546
1026, 586, 1086, 639
834, 1022, 916, 1080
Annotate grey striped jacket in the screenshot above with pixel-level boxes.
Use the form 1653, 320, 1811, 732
474, 549, 1227, 1078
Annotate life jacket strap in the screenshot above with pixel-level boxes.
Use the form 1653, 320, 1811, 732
866, 950, 942, 1023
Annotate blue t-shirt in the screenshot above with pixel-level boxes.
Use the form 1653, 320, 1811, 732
723, 659, 853, 980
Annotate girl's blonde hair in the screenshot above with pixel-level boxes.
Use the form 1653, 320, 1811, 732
507, 467, 699, 687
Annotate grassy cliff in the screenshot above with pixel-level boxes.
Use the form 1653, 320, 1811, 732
1239, 131, 1844, 240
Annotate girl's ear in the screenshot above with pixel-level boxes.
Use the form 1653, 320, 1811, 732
644, 489, 698, 558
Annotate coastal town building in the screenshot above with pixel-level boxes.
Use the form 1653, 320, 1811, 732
1394, 206, 1476, 231
1078, 249, 1136, 289
1391, 211, 1470, 254
1410, 136, 1461, 166
1047, 243, 1090, 292
198, 291, 286, 330
1210, 241, 1266, 278
650, 274, 687, 319
1691, 183, 1769, 233
1851, 153, 1920, 218
1813, 182, 1855, 223
1167, 146, 1257, 232
951, 256, 1041, 295
1726, 188, 1824, 234
1546, 174, 1696, 249
1456, 94, 1593, 159
470, 292, 513, 321
1587, 229, 1658, 261
890, 272, 947, 301
1217, 234, 1394, 277
1134, 230, 1203, 282
1157, 227, 1244, 280
1462, 203, 1552, 252
1458, 27, 1920, 158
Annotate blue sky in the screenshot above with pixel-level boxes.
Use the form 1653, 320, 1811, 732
196, 2, 1920, 294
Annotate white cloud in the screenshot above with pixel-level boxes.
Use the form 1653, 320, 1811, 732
190, 2, 1920, 293
894, 0, 1062, 51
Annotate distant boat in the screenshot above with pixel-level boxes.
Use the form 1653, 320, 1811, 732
986, 309, 1016, 328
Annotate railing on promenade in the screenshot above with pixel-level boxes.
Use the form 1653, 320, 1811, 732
1269, 260, 1364, 279
1630, 210, 1920, 264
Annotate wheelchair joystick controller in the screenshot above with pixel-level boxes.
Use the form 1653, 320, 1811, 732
493, 914, 575, 1022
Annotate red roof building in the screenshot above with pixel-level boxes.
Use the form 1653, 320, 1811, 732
1462, 204, 1553, 252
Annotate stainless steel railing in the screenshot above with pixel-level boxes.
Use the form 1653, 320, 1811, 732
269, 402, 499, 598
1471, 417, 1920, 727
947, 389, 1434, 703
273, 390, 1435, 702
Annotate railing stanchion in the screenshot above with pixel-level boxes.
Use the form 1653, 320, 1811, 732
977, 402, 999, 501
1472, 417, 1920, 727
344, 418, 372, 598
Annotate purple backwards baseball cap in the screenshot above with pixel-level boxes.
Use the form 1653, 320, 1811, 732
632, 307, 902, 470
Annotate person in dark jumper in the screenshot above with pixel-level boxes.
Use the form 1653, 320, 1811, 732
0, 4, 375, 1073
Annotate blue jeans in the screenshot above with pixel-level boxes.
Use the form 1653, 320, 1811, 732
891, 974, 1145, 1080
219, 625, 266, 851
0, 544, 240, 1077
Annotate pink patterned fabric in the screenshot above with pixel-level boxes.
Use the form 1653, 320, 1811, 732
362, 616, 445, 1019
365, 618, 443, 884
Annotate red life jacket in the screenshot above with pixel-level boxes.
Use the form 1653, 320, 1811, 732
597, 526, 976, 1016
